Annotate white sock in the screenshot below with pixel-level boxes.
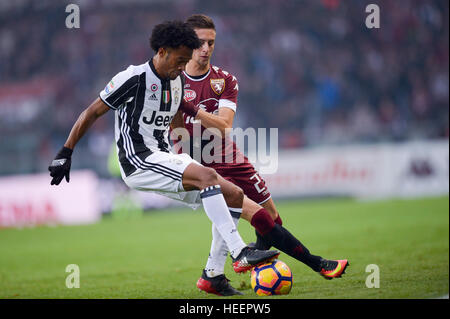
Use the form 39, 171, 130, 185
200, 186, 246, 259
205, 208, 241, 278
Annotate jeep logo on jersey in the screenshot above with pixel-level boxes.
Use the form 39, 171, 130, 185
184, 89, 196, 101
143, 111, 174, 127
210, 78, 225, 95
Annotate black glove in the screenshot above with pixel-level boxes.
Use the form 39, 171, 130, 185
48, 146, 73, 185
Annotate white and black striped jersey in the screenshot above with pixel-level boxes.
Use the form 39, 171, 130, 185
99, 59, 184, 177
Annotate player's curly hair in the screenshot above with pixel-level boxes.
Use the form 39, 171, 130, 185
150, 20, 201, 52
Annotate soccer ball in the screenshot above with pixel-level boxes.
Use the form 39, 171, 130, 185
251, 260, 293, 296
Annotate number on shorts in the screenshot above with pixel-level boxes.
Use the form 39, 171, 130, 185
250, 173, 267, 194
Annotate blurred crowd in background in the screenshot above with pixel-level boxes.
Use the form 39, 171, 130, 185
0, 0, 448, 177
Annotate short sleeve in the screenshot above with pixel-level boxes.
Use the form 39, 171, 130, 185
219, 74, 239, 112
99, 67, 139, 110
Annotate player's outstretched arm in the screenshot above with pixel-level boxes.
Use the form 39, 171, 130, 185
180, 98, 235, 137
48, 98, 110, 185
195, 107, 235, 137
63, 97, 110, 149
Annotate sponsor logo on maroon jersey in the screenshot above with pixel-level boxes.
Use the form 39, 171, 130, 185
184, 89, 196, 101
210, 78, 225, 95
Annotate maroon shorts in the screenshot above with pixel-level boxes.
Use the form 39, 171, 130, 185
210, 162, 271, 205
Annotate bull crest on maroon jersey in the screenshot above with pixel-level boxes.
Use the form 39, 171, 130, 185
210, 78, 225, 95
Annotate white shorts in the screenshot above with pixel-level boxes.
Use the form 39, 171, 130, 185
122, 151, 203, 209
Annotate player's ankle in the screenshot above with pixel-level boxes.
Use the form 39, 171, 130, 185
205, 269, 224, 278
230, 245, 246, 259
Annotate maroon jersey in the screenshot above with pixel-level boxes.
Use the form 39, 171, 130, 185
180, 65, 242, 168
175, 65, 271, 204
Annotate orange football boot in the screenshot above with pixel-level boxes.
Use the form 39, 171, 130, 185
319, 259, 349, 279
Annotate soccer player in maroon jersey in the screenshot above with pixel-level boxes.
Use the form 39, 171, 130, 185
172, 14, 349, 296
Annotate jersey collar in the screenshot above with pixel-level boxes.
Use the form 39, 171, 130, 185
183, 66, 211, 82
149, 57, 166, 81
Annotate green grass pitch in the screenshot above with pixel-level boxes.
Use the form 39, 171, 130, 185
0, 196, 448, 299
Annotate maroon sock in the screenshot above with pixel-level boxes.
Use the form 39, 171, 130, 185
254, 213, 283, 249
250, 208, 275, 236
274, 215, 282, 226
252, 209, 322, 272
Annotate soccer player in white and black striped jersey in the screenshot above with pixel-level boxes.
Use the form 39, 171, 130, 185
48, 20, 280, 277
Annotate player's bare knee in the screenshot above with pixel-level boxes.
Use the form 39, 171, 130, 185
231, 185, 244, 206
198, 167, 220, 189
222, 184, 244, 208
